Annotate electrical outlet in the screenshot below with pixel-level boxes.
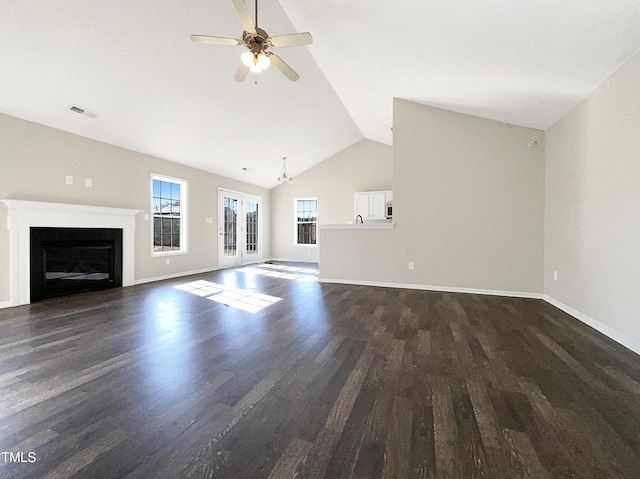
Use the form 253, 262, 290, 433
165, 258, 170, 265
553, 270, 558, 281
84, 178, 92, 187
408, 261, 415, 270
144, 214, 149, 221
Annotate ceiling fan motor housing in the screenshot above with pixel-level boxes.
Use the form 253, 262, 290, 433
243, 28, 270, 52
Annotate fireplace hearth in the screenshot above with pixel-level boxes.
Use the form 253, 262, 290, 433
30, 227, 123, 302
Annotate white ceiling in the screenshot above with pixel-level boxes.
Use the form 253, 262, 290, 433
3, 1, 640, 188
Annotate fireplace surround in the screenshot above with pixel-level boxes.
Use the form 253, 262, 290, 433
1, 200, 140, 306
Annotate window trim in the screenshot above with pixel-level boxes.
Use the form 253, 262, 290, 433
150, 173, 189, 257
293, 197, 318, 248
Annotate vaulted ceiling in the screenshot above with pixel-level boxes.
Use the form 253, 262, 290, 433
2, 0, 640, 188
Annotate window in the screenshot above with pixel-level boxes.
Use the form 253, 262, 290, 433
295, 198, 317, 246
151, 174, 187, 254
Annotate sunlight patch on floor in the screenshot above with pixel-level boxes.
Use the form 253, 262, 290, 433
173, 280, 282, 313
238, 265, 318, 282
257, 264, 319, 274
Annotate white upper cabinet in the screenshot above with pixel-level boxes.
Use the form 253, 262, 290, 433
370, 192, 386, 219
354, 190, 392, 221
355, 193, 370, 219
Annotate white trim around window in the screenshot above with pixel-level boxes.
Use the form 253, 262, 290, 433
150, 173, 188, 256
293, 197, 318, 247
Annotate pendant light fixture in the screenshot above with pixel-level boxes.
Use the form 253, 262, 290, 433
277, 157, 293, 184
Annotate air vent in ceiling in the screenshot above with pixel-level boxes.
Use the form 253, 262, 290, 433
68, 104, 97, 119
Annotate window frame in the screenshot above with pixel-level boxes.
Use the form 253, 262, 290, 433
150, 173, 189, 257
293, 197, 318, 247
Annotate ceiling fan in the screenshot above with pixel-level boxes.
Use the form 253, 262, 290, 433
190, 0, 313, 82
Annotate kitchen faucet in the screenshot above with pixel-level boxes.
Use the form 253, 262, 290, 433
356, 215, 363, 224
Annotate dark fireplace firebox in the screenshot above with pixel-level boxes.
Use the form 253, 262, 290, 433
30, 227, 123, 302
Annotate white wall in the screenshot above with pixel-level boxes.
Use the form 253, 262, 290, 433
545, 52, 640, 346
270, 139, 393, 261
0, 113, 270, 303
321, 99, 546, 295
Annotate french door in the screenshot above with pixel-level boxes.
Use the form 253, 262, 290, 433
218, 189, 262, 267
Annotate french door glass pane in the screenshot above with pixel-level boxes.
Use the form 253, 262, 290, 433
246, 201, 258, 254
224, 197, 238, 258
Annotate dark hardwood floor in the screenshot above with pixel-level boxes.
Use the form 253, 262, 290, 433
2, 262, 640, 478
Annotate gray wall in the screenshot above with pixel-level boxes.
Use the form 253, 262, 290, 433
394, 99, 545, 293
270, 139, 393, 261
321, 99, 545, 295
0, 113, 270, 303
545, 52, 640, 344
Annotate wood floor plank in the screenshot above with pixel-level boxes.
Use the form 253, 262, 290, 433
382, 395, 413, 479
1, 262, 640, 478
322, 383, 377, 479
432, 375, 458, 478
502, 428, 550, 479
266, 437, 312, 479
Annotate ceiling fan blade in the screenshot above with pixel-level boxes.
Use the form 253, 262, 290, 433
267, 53, 299, 82
190, 34, 241, 46
235, 63, 250, 82
269, 32, 313, 48
230, 0, 256, 35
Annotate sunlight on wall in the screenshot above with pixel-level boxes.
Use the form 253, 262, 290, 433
174, 279, 281, 313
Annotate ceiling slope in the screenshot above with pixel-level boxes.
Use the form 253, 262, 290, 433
0, 0, 362, 188
4, 0, 640, 184
280, 0, 640, 144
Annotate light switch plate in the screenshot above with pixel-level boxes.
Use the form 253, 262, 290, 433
65, 175, 73, 185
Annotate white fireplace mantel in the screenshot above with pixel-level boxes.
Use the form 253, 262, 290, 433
1, 199, 141, 307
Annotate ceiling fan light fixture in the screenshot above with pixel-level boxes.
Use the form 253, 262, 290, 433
257, 53, 270, 70
240, 51, 254, 67
242, 51, 270, 72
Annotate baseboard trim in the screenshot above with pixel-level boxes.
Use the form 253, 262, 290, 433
0, 300, 15, 310
318, 277, 542, 299
134, 266, 221, 285
543, 295, 640, 356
